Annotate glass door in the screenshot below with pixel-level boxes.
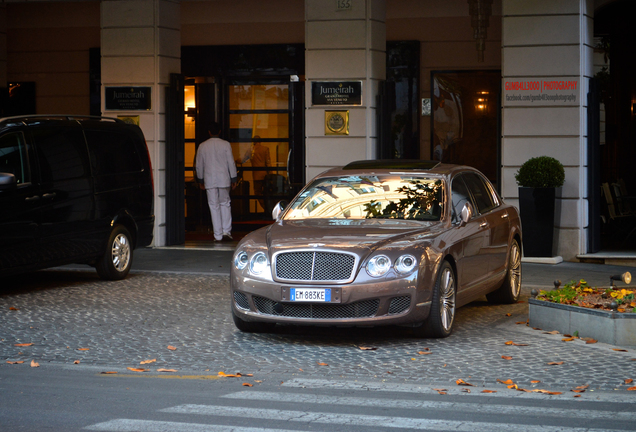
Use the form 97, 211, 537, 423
227, 80, 291, 222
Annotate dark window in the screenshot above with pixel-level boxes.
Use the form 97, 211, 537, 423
32, 128, 89, 182
463, 172, 497, 214
0, 132, 30, 184
84, 130, 142, 176
451, 175, 472, 223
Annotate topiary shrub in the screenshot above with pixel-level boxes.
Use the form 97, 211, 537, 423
515, 156, 565, 188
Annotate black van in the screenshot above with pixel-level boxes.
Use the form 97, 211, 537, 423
0, 115, 154, 280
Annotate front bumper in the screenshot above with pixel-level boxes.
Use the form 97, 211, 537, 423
230, 274, 432, 327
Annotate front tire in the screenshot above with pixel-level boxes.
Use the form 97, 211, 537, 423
486, 239, 522, 304
96, 225, 133, 281
414, 261, 456, 338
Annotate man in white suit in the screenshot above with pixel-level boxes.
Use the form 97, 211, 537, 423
196, 122, 237, 241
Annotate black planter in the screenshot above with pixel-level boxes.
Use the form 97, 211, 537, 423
518, 187, 562, 257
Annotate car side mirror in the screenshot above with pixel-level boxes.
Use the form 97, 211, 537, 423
459, 202, 473, 227
0, 172, 17, 191
272, 200, 289, 221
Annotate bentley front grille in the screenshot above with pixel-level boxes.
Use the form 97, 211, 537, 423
275, 251, 356, 282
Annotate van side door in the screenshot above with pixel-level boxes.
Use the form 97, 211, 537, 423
0, 131, 41, 272
31, 123, 95, 265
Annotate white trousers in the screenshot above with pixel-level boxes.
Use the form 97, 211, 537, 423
206, 187, 232, 240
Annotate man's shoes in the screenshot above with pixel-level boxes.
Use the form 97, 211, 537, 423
214, 237, 223, 242
223, 232, 233, 240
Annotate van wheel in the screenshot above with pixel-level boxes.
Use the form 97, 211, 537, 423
486, 239, 522, 304
96, 225, 133, 280
232, 310, 275, 333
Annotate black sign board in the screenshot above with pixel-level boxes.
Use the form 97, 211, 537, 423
312, 81, 362, 106
105, 86, 152, 111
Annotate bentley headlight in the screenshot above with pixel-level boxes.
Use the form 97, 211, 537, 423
395, 254, 417, 274
366, 255, 391, 277
249, 252, 269, 275
234, 251, 248, 270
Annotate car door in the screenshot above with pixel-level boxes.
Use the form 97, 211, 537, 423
31, 123, 95, 265
0, 130, 42, 272
450, 174, 491, 294
462, 172, 509, 276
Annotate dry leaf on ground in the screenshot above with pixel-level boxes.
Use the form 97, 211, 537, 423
317, 362, 329, 366
562, 338, 574, 342
504, 341, 528, 346
515, 320, 528, 325
14, 343, 33, 347
74, 360, 80, 364
627, 387, 636, 391
462, 388, 471, 393
167, 346, 177, 351
544, 330, 560, 335
575, 385, 589, 390
31, 360, 39, 367
433, 388, 447, 395
9, 307, 18, 311
157, 369, 177, 372
625, 379, 633, 384
547, 361, 564, 365
127, 367, 148, 372
497, 379, 514, 385
101, 371, 118, 374
6, 360, 24, 364
613, 349, 628, 352
359, 346, 377, 350
218, 371, 242, 377
418, 351, 432, 355
140, 359, 157, 365
77, 348, 90, 351
531, 380, 541, 384
505, 313, 511, 317
533, 389, 562, 395
502, 356, 513, 360
456, 379, 474, 386
583, 338, 597, 344
242, 383, 253, 387
481, 389, 497, 393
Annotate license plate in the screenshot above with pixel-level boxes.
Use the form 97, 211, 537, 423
290, 288, 331, 302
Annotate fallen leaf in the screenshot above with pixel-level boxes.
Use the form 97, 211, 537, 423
504, 341, 528, 346
481, 389, 497, 393
317, 362, 329, 366
100, 371, 118, 374
359, 346, 377, 350
411, 358, 417, 361
386, 371, 393, 374
562, 338, 574, 342
9, 307, 18, 311
14, 343, 33, 347
533, 389, 562, 395
627, 387, 636, 391
74, 360, 80, 364
6, 360, 24, 364
516, 387, 532, 393
625, 379, 634, 384
167, 346, 177, 351
505, 313, 511, 317
461, 388, 471, 393
508, 384, 518, 389
574, 394, 581, 398
157, 369, 177, 372
547, 361, 564, 365
571, 389, 585, 393
255, 380, 263, 383
242, 382, 253, 387
218, 371, 241, 377
576, 385, 589, 389
433, 388, 447, 395
456, 379, 474, 386
502, 356, 513, 360
418, 351, 432, 355
31, 360, 39, 368
613, 349, 628, 352
497, 379, 514, 385
77, 348, 90, 351
245, 374, 253, 377
420, 347, 430, 351
531, 380, 541, 384
583, 338, 597, 344
544, 330, 560, 335
563, 334, 572, 338
516, 320, 528, 325
299, 368, 303, 372
127, 367, 148, 372
140, 359, 157, 365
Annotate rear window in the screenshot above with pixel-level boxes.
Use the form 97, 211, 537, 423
84, 130, 143, 176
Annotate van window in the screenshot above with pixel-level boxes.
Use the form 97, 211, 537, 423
84, 130, 143, 176
32, 128, 89, 182
0, 132, 30, 184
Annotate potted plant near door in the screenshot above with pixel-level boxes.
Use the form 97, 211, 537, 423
515, 156, 565, 257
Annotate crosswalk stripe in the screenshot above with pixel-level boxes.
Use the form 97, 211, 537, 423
160, 404, 621, 432
281, 378, 633, 402
84, 419, 301, 432
221, 390, 636, 421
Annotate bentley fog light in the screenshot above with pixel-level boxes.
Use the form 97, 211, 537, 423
249, 252, 268, 275
366, 255, 391, 277
234, 251, 248, 270
395, 254, 417, 274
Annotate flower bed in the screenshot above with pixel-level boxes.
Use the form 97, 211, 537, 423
529, 280, 636, 347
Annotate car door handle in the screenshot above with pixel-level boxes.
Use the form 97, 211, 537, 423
42, 193, 56, 199
25, 195, 40, 202
501, 213, 509, 219
480, 222, 488, 228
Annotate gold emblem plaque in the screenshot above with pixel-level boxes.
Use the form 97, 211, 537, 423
325, 110, 349, 135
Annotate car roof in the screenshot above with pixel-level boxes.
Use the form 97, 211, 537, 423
314, 160, 479, 179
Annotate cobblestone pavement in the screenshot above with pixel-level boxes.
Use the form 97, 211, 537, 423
1, 269, 635, 394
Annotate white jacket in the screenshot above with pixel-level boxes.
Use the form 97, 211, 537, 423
195, 137, 237, 188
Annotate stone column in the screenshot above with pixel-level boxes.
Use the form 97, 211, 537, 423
305, 0, 386, 180
501, 0, 593, 261
101, 0, 181, 246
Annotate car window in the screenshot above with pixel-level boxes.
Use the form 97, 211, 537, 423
463, 172, 498, 214
451, 175, 472, 224
84, 130, 143, 176
32, 128, 89, 182
0, 132, 30, 184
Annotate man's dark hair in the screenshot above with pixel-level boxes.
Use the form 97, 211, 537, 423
209, 122, 222, 136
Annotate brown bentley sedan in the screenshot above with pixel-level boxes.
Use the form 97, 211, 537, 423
230, 160, 522, 338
